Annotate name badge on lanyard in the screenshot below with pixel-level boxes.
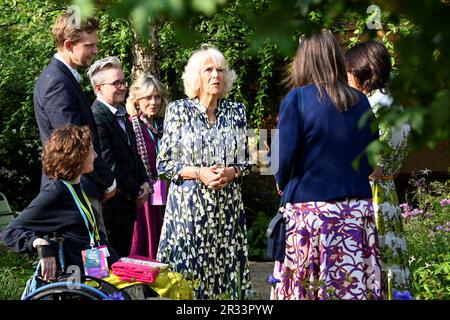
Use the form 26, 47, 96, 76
63, 181, 110, 278
81, 246, 110, 278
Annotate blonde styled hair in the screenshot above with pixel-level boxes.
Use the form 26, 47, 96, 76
290, 29, 359, 112
182, 44, 236, 99
126, 73, 168, 118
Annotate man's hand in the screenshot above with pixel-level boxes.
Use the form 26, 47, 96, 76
102, 187, 117, 201
135, 182, 150, 207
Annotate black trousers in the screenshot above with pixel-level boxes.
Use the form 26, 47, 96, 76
105, 221, 134, 258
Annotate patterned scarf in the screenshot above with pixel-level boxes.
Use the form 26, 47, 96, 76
130, 115, 153, 187
139, 113, 163, 139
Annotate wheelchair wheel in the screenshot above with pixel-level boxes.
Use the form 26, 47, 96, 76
22, 282, 110, 300
57, 274, 132, 300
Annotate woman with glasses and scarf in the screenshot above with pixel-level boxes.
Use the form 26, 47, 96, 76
126, 74, 168, 259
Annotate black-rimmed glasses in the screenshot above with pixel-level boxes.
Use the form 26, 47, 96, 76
101, 79, 128, 89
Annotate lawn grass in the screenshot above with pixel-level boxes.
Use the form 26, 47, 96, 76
0, 244, 35, 300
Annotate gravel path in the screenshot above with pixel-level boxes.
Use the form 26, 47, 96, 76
249, 261, 274, 300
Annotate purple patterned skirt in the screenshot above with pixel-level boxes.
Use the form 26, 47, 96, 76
270, 198, 383, 300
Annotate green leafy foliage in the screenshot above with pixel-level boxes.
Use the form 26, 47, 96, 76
0, 244, 35, 300
411, 255, 450, 300
0, 1, 133, 210
246, 211, 273, 261
0, 0, 62, 210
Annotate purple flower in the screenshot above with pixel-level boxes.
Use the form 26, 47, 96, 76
266, 275, 281, 285
410, 208, 423, 216
393, 290, 415, 300
399, 203, 410, 211
435, 224, 450, 232
107, 292, 125, 300
439, 199, 450, 207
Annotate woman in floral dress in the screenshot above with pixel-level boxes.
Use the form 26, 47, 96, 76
346, 40, 411, 299
156, 44, 252, 299
270, 30, 382, 300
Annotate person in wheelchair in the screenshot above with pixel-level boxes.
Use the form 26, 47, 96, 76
2, 124, 119, 283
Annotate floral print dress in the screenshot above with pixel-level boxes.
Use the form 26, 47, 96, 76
156, 98, 252, 300
368, 90, 412, 299
271, 199, 383, 300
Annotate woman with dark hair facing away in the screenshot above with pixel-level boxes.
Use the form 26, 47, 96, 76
2, 124, 119, 282
345, 40, 411, 299
270, 30, 382, 300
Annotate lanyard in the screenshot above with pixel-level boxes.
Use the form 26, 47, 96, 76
62, 181, 100, 248
146, 121, 160, 154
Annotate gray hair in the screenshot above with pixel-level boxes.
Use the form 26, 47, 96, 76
182, 44, 236, 99
86, 56, 122, 90
125, 73, 168, 118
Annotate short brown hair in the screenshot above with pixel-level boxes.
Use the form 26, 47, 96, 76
52, 12, 99, 49
345, 40, 392, 94
42, 125, 93, 181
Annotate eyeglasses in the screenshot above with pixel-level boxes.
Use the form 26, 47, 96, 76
101, 79, 128, 89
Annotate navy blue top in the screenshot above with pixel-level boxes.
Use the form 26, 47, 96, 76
271, 84, 377, 203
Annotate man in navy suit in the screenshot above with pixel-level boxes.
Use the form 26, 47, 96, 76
87, 56, 150, 257
33, 12, 116, 240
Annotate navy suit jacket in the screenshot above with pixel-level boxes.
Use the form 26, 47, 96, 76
271, 84, 377, 203
91, 99, 148, 225
33, 57, 114, 198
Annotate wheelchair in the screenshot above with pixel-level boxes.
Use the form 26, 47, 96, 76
22, 258, 191, 300
22, 272, 136, 300
21, 236, 193, 300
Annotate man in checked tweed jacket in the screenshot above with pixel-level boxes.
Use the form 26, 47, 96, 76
87, 56, 150, 257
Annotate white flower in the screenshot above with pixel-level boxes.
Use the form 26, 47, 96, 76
379, 202, 398, 219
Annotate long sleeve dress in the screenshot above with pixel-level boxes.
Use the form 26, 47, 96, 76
368, 90, 412, 299
129, 117, 165, 259
156, 98, 252, 300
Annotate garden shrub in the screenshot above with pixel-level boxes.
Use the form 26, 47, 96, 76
0, 244, 35, 300
401, 169, 450, 299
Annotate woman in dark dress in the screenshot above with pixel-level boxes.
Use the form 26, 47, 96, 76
2, 124, 118, 281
